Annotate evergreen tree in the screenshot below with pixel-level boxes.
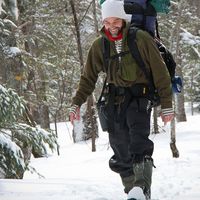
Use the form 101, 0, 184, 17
0, 84, 57, 178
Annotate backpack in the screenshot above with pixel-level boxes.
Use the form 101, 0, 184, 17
124, 0, 171, 37
123, 0, 182, 94
127, 26, 183, 93
101, 0, 182, 98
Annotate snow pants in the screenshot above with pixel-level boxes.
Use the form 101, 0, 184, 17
108, 97, 154, 195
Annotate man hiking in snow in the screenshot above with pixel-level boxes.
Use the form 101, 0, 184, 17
69, 0, 174, 199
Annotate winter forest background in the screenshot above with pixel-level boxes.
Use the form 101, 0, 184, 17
0, 0, 200, 180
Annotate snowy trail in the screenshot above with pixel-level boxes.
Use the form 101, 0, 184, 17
0, 115, 200, 200
0, 179, 125, 200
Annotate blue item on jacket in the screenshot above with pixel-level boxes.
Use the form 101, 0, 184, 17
172, 76, 183, 93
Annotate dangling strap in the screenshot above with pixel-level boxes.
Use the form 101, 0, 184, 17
97, 76, 107, 104
97, 37, 110, 104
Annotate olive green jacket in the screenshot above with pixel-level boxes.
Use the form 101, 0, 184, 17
72, 23, 172, 109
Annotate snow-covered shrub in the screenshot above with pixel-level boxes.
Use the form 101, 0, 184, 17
0, 84, 57, 178
11, 123, 57, 158
0, 84, 25, 125
0, 133, 25, 179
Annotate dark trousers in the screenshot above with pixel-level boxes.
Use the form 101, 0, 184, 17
108, 97, 154, 178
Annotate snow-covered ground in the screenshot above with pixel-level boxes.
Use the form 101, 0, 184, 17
0, 111, 200, 200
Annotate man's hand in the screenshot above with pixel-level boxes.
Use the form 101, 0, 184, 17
69, 105, 80, 125
161, 113, 174, 125
161, 108, 174, 125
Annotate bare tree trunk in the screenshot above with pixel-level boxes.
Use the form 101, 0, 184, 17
152, 107, 159, 134
0, 17, 23, 95
172, 0, 187, 122
92, 0, 99, 36
176, 67, 187, 122
54, 115, 60, 156
170, 117, 180, 158
169, 94, 179, 158
69, 0, 85, 142
85, 95, 98, 152
86, 0, 101, 152
167, 0, 188, 157
70, 0, 84, 70
37, 67, 50, 129
190, 69, 194, 115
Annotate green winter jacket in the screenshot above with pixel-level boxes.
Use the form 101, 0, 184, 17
72, 23, 172, 109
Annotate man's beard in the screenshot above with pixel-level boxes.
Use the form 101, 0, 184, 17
109, 27, 122, 37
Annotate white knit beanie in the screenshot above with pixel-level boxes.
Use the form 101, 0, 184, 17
100, 0, 130, 21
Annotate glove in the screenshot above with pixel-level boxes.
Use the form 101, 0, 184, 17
161, 108, 174, 125
69, 104, 80, 125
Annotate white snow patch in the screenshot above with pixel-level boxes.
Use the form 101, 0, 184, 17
0, 0, 4, 14
3, 19, 17, 29
0, 113, 200, 200
180, 29, 200, 45
9, 47, 21, 56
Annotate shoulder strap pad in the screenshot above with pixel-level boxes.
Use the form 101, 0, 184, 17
101, 37, 110, 73
127, 26, 152, 83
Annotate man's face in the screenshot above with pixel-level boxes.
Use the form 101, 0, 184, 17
103, 17, 123, 36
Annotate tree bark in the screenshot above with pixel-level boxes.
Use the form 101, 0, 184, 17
190, 69, 194, 115
69, 0, 84, 142
69, 0, 84, 70
69, 0, 99, 147
85, 95, 98, 152
92, 0, 99, 36
172, 0, 187, 122
153, 107, 159, 134
0, 13, 23, 94
170, 117, 180, 158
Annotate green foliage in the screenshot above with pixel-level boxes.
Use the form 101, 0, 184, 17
0, 134, 25, 179
0, 85, 25, 126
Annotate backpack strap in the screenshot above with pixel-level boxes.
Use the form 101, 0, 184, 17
100, 36, 129, 102
102, 37, 110, 73
127, 26, 155, 92
155, 19, 160, 39
102, 36, 129, 69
